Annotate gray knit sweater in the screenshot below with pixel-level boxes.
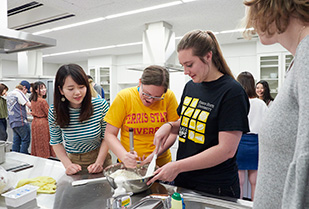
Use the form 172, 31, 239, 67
254, 35, 309, 209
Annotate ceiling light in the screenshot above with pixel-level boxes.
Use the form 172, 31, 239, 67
43, 41, 142, 57
34, 1, 197, 35
43, 50, 79, 57
34, 17, 105, 35
79, 45, 116, 52
116, 42, 142, 47
105, 2, 182, 19
219, 28, 254, 34
52, 18, 105, 31
181, 0, 198, 2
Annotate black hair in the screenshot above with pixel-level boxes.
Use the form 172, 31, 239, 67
53, 64, 93, 127
30, 81, 46, 101
256, 80, 274, 105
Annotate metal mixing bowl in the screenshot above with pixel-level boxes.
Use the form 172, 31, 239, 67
103, 162, 154, 193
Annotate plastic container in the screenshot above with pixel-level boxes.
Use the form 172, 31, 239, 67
1, 185, 39, 207
171, 192, 183, 209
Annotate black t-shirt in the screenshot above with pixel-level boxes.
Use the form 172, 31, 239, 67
175, 75, 249, 190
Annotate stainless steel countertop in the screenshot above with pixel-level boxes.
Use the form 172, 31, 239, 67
0, 152, 253, 209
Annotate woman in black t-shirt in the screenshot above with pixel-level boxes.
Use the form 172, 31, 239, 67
147, 30, 249, 198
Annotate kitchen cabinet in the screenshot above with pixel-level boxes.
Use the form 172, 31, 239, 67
258, 53, 293, 98
89, 66, 111, 104
284, 54, 294, 75
259, 55, 280, 98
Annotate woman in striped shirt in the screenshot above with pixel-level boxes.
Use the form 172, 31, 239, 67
48, 64, 111, 175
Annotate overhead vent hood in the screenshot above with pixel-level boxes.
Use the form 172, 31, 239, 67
0, 1, 57, 54
0, 28, 56, 54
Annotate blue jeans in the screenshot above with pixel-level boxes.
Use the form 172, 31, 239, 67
0, 118, 7, 141
12, 124, 30, 154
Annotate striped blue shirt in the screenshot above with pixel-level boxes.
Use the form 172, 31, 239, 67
48, 97, 109, 153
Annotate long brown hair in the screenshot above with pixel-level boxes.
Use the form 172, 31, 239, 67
237, 71, 258, 98
53, 64, 93, 128
177, 30, 234, 79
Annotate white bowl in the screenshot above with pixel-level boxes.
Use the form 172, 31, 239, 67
103, 163, 155, 194
270, 73, 278, 78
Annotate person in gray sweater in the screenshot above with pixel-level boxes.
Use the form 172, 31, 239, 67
243, 0, 309, 208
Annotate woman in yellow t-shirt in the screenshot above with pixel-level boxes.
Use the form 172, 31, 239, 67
104, 65, 179, 168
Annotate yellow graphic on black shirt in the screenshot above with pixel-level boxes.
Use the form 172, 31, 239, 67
183, 96, 192, 106
198, 111, 209, 122
179, 137, 185, 142
190, 98, 199, 108
188, 130, 205, 143
181, 116, 189, 127
196, 121, 206, 133
179, 96, 209, 144
189, 119, 196, 130
184, 107, 194, 118
192, 109, 200, 119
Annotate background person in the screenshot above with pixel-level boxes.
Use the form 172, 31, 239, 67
236, 72, 268, 200
104, 65, 179, 168
243, 0, 309, 208
6, 80, 31, 154
88, 78, 100, 99
48, 64, 111, 175
30, 81, 55, 158
87, 75, 105, 99
255, 80, 274, 106
0, 83, 9, 141
148, 30, 250, 198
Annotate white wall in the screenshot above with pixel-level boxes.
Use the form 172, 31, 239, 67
2, 60, 18, 77
222, 41, 258, 79
115, 53, 143, 93
43, 63, 60, 76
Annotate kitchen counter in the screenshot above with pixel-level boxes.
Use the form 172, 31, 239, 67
0, 152, 65, 209
0, 152, 253, 209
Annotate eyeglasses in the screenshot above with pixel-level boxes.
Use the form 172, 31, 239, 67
141, 84, 165, 101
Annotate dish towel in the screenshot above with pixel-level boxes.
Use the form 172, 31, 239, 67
16, 176, 56, 194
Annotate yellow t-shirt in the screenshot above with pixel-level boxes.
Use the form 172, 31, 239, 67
104, 87, 179, 166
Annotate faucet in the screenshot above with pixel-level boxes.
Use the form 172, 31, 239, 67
106, 192, 133, 209
129, 194, 171, 209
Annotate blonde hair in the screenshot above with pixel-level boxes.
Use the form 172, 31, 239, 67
243, 0, 309, 38
177, 30, 234, 79
15, 84, 24, 91
88, 79, 98, 98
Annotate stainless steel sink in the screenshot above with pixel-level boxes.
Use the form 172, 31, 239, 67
130, 195, 170, 209
129, 194, 253, 209
184, 200, 226, 209
182, 195, 253, 209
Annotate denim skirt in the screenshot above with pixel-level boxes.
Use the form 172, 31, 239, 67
236, 134, 258, 170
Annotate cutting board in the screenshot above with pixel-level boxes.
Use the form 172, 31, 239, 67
0, 158, 33, 172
